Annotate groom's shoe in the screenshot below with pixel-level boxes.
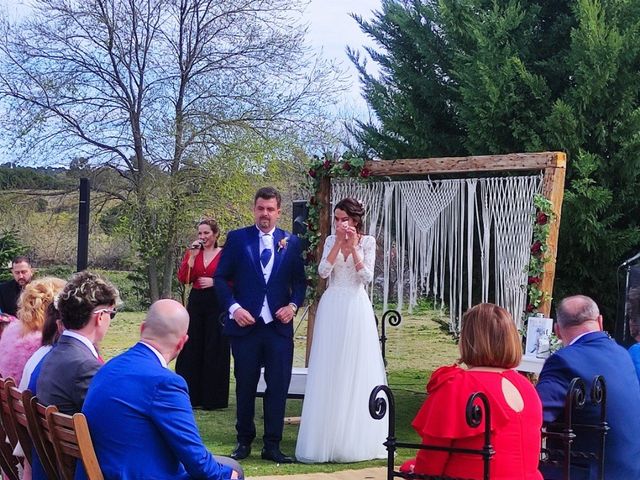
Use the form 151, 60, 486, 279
230, 443, 251, 460
261, 448, 294, 464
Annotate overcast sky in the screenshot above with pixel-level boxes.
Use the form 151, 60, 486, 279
304, 0, 381, 118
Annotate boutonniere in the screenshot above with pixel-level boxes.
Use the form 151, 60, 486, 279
277, 237, 288, 252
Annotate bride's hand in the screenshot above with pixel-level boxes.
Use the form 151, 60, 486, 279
336, 221, 349, 243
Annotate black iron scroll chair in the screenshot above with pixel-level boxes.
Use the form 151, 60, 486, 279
540, 376, 608, 480
369, 385, 494, 480
375, 310, 402, 366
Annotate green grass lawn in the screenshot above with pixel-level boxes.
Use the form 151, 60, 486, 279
100, 307, 459, 476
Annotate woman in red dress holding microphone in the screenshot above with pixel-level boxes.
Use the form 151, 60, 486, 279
177, 218, 230, 410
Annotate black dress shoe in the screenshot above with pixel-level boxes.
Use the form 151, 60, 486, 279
261, 448, 294, 463
230, 444, 251, 460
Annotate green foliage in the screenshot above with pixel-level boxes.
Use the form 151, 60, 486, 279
353, 0, 640, 318
0, 166, 68, 190
0, 230, 29, 281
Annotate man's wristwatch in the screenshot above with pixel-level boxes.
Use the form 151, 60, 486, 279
289, 303, 298, 315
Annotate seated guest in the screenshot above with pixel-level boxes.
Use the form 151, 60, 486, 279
0, 255, 34, 317
627, 287, 640, 384
36, 271, 119, 414
19, 302, 64, 390
79, 299, 242, 480
401, 303, 542, 479
536, 295, 640, 479
0, 277, 65, 384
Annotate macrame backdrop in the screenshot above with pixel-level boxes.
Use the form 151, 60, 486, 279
331, 175, 542, 332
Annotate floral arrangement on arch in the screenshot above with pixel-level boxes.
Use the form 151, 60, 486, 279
525, 194, 555, 315
303, 153, 370, 299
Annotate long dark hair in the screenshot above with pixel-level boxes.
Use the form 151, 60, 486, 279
335, 198, 365, 234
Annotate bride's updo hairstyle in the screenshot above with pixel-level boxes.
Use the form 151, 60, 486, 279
57, 271, 120, 330
335, 197, 365, 234
459, 303, 522, 369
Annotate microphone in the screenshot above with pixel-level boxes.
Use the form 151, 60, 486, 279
621, 251, 640, 267
189, 240, 205, 250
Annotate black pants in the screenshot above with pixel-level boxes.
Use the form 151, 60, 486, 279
176, 287, 230, 409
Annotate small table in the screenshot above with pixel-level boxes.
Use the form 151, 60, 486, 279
256, 367, 307, 399
518, 355, 546, 374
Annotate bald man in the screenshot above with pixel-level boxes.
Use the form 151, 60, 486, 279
78, 300, 242, 480
537, 295, 640, 479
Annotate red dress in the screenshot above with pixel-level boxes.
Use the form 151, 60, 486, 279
406, 365, 542, 480
175, 250, 230, 409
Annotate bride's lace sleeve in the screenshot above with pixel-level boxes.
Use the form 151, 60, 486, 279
318, 235, 336, 279
357, 235, 376, 284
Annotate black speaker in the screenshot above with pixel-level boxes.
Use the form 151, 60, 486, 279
292, 200, 309, 253
76, 178, 90, 272
615, 263, 640, 346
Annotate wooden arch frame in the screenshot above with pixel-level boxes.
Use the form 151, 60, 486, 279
308, 151, 566, 355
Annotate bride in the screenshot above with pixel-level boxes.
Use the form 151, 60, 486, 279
295, 197, 387, 463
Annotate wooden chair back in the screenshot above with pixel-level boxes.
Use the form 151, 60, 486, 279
0, 377, 20, 480
0, 377, 19, 453
23, 394, 60, 480
46, 410, 103, 480
7, 384, 33, 464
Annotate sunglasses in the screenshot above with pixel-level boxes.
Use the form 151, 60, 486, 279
94, 308, 117, 320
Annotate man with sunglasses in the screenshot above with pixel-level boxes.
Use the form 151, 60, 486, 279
36, 270, 120, 415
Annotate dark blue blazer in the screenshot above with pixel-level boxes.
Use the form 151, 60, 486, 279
76, 343, 233, 480
215, 226, 306, 337
536, 331, 640, 479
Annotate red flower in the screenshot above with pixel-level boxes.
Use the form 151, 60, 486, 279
526, 303, 535, 313
308, 168, 316, 178
360, 168, 371, 178
309, 196, 317, 205
323, 159, 331, 169
536, 212, 548, 225
528, 276, 542, 285
342, 162, 351, 171
531, 241, 543, 255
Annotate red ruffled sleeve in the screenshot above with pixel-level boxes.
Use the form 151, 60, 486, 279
412, 365, 511, 440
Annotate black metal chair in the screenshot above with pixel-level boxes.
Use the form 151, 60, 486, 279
375, 309, 402, 365
539, 375, 608, 480
369, 384, 494, 480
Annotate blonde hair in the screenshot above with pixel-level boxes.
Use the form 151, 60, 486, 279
459, 303, 522, 369
17, 277, 66, 335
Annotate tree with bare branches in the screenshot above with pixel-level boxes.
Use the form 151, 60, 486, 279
0, 0, 341, 300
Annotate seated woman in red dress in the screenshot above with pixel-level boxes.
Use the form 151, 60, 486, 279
401, 303, 542, 479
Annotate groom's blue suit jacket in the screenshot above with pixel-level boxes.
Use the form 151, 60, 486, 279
536, 331, 640, 479
76, 343, 233, 480
215, 226, 306, 337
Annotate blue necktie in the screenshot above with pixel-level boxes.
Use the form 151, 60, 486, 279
260, 247, 272, 267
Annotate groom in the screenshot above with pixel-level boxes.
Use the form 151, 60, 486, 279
215, 187, 306, 463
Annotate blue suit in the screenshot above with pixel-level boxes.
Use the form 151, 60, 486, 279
77, 343, 234, 480
536, 331, 640, 479
215, 225, 306, 449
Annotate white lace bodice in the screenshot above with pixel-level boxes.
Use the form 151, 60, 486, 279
318, 235, 375, 289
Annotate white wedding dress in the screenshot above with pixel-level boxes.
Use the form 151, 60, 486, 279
295, 234, 387, 463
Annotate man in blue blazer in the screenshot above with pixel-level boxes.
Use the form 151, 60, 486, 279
536, 295, 640, 479
78, 299, 242, 480
215, 187, 306, 463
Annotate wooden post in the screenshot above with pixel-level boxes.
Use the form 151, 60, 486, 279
305, 176, 331, 365
539, 152, 567, 316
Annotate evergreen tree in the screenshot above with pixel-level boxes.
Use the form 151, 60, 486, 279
353, 0, 640, 318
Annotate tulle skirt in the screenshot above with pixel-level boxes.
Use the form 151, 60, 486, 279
295, 285, 388, 463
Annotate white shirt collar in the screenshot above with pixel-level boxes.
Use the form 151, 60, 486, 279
62, 330, 99, 359
138, 341, 167, 368
569, 330, 598, 346
256, 226, 275, 236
